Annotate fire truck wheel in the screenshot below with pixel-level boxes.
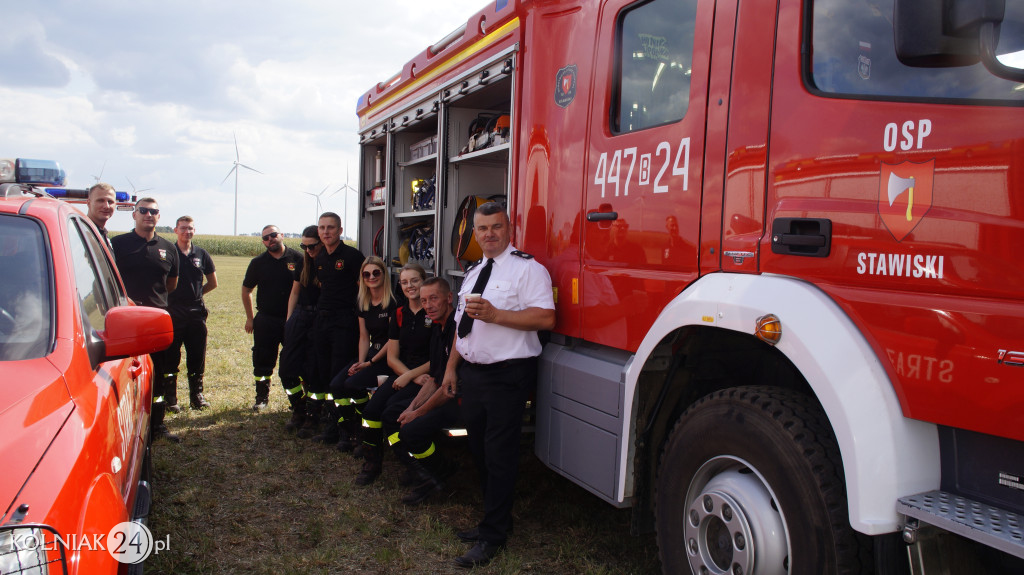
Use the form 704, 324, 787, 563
655, 386, 867, 575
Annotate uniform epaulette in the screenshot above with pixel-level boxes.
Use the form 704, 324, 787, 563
511, 250, 534, 259
466, 259, 483, 271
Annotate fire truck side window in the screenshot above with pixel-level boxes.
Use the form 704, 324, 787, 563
810, 0, 1024, 102
615, 0, 698, 133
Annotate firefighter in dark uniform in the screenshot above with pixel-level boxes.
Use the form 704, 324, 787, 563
303, 212, 364, 436
441, 202, 555, 568
164, 215, 217, 412
281, 225, 322, 433
354, 263, 432, 484
111, 197, 180, 442
393, 277, 460, 506
242, 224, 303, 411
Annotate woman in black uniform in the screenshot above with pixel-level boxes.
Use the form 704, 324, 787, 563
324, 256, 396, 447
354, 263, 433, 484
281, 225, 321, 435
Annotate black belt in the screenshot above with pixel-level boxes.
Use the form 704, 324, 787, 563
464, 357, 533, 370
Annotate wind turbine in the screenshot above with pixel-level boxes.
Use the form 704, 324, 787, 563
330, 164, 359, 237
221, 133, 263, 235
125, 177, 153, 198
303, 185, 330, 222
92, 161, 107, 184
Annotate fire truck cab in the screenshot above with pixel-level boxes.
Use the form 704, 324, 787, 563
356, 0, 1024, 572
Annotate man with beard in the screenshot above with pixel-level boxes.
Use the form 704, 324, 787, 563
86, 182, 117, 251
242, 224, 303, 411
111, 197, 180, 441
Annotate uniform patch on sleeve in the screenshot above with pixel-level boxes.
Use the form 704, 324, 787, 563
511, 250, 534, 259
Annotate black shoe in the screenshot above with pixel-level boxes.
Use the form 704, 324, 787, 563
454, 541, 503, 568
190, 393, 210, 410
152, 424, 182, 443
166, 403, 182, 414
398, 466, 418, 487
285, 410, 305, 433
312, 425, 341, 445
456, 527, 479, 543
402, 479, 442, 506
335, 435, 359, 452
354, 460, 382, 486
252, 399, 269, 412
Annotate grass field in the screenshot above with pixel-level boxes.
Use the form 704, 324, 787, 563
146, 255, 660, 575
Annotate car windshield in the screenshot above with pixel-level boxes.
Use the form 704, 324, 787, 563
0, 215, 52, 361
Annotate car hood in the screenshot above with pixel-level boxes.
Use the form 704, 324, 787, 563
0, 357, 73, 522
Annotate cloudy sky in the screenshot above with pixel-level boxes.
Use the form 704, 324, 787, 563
2, 0, 485, 236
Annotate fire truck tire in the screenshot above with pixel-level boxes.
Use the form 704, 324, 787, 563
655, 386, 868, 575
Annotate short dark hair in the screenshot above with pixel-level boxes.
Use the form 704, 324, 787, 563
262, 224, 279, 233
176, 215, 194, 226
302, 225, 319, 239
476, 202, 505, 218
319, 212, 341, 227
420, 276, 450, 295
136, 196, 157, 206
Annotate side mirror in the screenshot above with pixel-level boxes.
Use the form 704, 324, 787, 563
894, 0, 1024, 83
99, 306, 173, 361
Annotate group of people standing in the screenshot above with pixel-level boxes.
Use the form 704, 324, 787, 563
86, 183, 217, 444
89, 187, 555, 569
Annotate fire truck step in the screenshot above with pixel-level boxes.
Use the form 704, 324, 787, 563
897, 490, 1024, 559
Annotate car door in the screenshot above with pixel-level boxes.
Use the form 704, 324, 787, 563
66, 216, 147, 501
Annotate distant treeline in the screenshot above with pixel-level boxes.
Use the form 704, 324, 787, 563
108, 232, 353, 257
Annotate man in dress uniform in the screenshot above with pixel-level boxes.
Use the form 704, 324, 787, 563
441, 202, 555, 568
86, 182, 117, 251
111, 197, 180, 442
242, 225, 303, 411
164, 216, 218, 412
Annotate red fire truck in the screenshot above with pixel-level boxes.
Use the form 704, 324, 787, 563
356, 1, 1024, 572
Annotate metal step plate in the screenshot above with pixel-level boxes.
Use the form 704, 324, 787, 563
897, 490, 1024, 559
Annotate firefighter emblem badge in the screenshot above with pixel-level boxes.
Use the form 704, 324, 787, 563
158, 248, 167, 261
287, 262, 296, 271
555, 65, 577, 108
192, 257, 202, 268
879, 160, 934, 242
335, 260, 344, 270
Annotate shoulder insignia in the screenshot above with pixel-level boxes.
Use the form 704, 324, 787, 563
465, 259, 483, 271
511, 250, 534, 259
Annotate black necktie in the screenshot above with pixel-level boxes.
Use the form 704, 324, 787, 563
458, 258, 494, 338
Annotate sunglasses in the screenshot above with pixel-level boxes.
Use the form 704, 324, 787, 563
262, 232, 280, 241
362, 269, 383, 279
300, 242, 320, 251
136, 207, 160, 216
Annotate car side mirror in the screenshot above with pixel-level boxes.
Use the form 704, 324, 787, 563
894, 0, 1024, 83
99, 305, 174, 361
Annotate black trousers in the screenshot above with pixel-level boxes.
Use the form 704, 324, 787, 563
459, 357, 537, 546
280, 307, 319, 388
311, 309, 358, 394
166, 307, 208, 377
398, 398, 460, 457
360, 376, 420, 447
252, 312, 286, 378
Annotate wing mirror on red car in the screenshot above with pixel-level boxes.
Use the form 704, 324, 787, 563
100, 306, 174, 360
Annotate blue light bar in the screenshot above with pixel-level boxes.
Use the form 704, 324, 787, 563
16, 159, 65, 186
44, 188, 132, 202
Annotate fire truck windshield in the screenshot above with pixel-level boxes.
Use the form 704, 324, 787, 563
810, 0, 1024, 103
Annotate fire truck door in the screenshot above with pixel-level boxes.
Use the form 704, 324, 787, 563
582, 0, 714, 352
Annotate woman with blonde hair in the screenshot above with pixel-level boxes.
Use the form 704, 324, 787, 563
322, 256, 396, 448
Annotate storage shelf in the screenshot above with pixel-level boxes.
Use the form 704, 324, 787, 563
445, 269, 466, 277
395, 209, 436, 219
366, 205, 386, 212
399, 153, 438, 167
450, 142, 510, 164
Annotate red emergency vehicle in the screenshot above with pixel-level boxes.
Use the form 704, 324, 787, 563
0, 160, 173, 574
356, 1, 1024, 572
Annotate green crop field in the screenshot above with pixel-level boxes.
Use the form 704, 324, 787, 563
146, 255, 658, 575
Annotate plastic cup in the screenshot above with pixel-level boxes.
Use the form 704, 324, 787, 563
377, 375, 388, 386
